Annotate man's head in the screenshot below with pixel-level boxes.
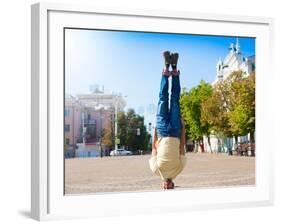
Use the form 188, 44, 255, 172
162, 179, 174, 190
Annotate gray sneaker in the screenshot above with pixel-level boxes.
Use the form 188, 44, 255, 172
171, 53, 179, 70
163, 51, 171, 69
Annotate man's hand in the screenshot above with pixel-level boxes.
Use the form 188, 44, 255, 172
152, 128, 158, 156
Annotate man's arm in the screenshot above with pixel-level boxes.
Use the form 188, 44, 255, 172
152, 128, 158, 156
180, 124, 186, 155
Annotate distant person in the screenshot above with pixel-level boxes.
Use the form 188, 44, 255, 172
149, 51, 186, 190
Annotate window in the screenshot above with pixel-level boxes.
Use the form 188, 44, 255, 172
252, 63, 255, 71
65, 109, 70, 117
65, 124, 70, 132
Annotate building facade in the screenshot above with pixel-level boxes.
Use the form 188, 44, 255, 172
214, 38, 255, 84
64, 88, 126, 158
64, 95, 83, 149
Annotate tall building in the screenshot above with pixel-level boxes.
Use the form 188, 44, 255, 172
64, 88, 127, 158
77, 89, 126, 143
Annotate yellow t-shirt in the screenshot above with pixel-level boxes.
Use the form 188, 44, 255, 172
149, 137, 186, 180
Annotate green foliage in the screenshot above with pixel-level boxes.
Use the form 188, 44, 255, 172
117, 108, 150, 153
102, 114, 114, 148
201, 80, 233, 137
228, 71, 255, 136
182, 71, 255, 141
228, 105, 249, 135
180, 80, 213, 141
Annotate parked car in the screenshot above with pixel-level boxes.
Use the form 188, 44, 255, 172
110, 149, 133, 156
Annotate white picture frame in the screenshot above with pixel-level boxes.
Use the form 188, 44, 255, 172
31, 2, 275, 221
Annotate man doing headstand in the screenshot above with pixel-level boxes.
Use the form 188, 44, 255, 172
149, 51, 186, 190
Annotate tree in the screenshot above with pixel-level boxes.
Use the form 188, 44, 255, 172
117, 111, 128, 147
201, 70, 255, 145
201, 80, 233, 137
180, 80, 213, 149
228, 71, 255, 142
102, 112, 114, 148
117, 108, 150, 153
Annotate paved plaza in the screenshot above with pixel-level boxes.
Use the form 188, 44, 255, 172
65, 153, 255, 195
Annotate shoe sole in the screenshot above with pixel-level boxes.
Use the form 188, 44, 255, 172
163, 51, 171, 65
171, 53, 179, 65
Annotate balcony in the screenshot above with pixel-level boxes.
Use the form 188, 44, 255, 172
83, 119, 96, 125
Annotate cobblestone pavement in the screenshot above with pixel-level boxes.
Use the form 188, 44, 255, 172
65, 153, 255, 195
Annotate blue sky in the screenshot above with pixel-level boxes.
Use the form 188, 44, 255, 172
65, 29, 255, 128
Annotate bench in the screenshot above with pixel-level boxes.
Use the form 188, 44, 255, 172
233, 143, 255, 156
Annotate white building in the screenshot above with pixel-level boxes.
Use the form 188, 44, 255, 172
203, 38, 255, 153
213, 38, 255, 84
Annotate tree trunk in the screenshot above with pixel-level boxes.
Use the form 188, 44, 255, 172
234, 135, 238, 144
199, 138, 204, 153
250, 131, 255, 143
207, 136, 213, 153
194, 141, 198, 153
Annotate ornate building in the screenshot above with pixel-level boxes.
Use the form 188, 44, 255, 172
213, 38, 255, 84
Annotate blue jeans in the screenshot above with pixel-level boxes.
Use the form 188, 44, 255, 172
156, 74, 182, 138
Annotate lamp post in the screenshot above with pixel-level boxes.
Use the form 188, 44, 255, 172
148, 122, 152, 145
114, 102, 118, 150
82, 111, 87, 147
100, 107, 104, 158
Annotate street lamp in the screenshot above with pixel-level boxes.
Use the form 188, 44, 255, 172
114, 101, 118, 150
148, 122, 152, 132
98, 106, 105, 158
82, 111, 87, 147
148, 122, 152, 145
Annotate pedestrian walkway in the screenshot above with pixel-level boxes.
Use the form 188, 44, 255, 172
65, 153, 255, 195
